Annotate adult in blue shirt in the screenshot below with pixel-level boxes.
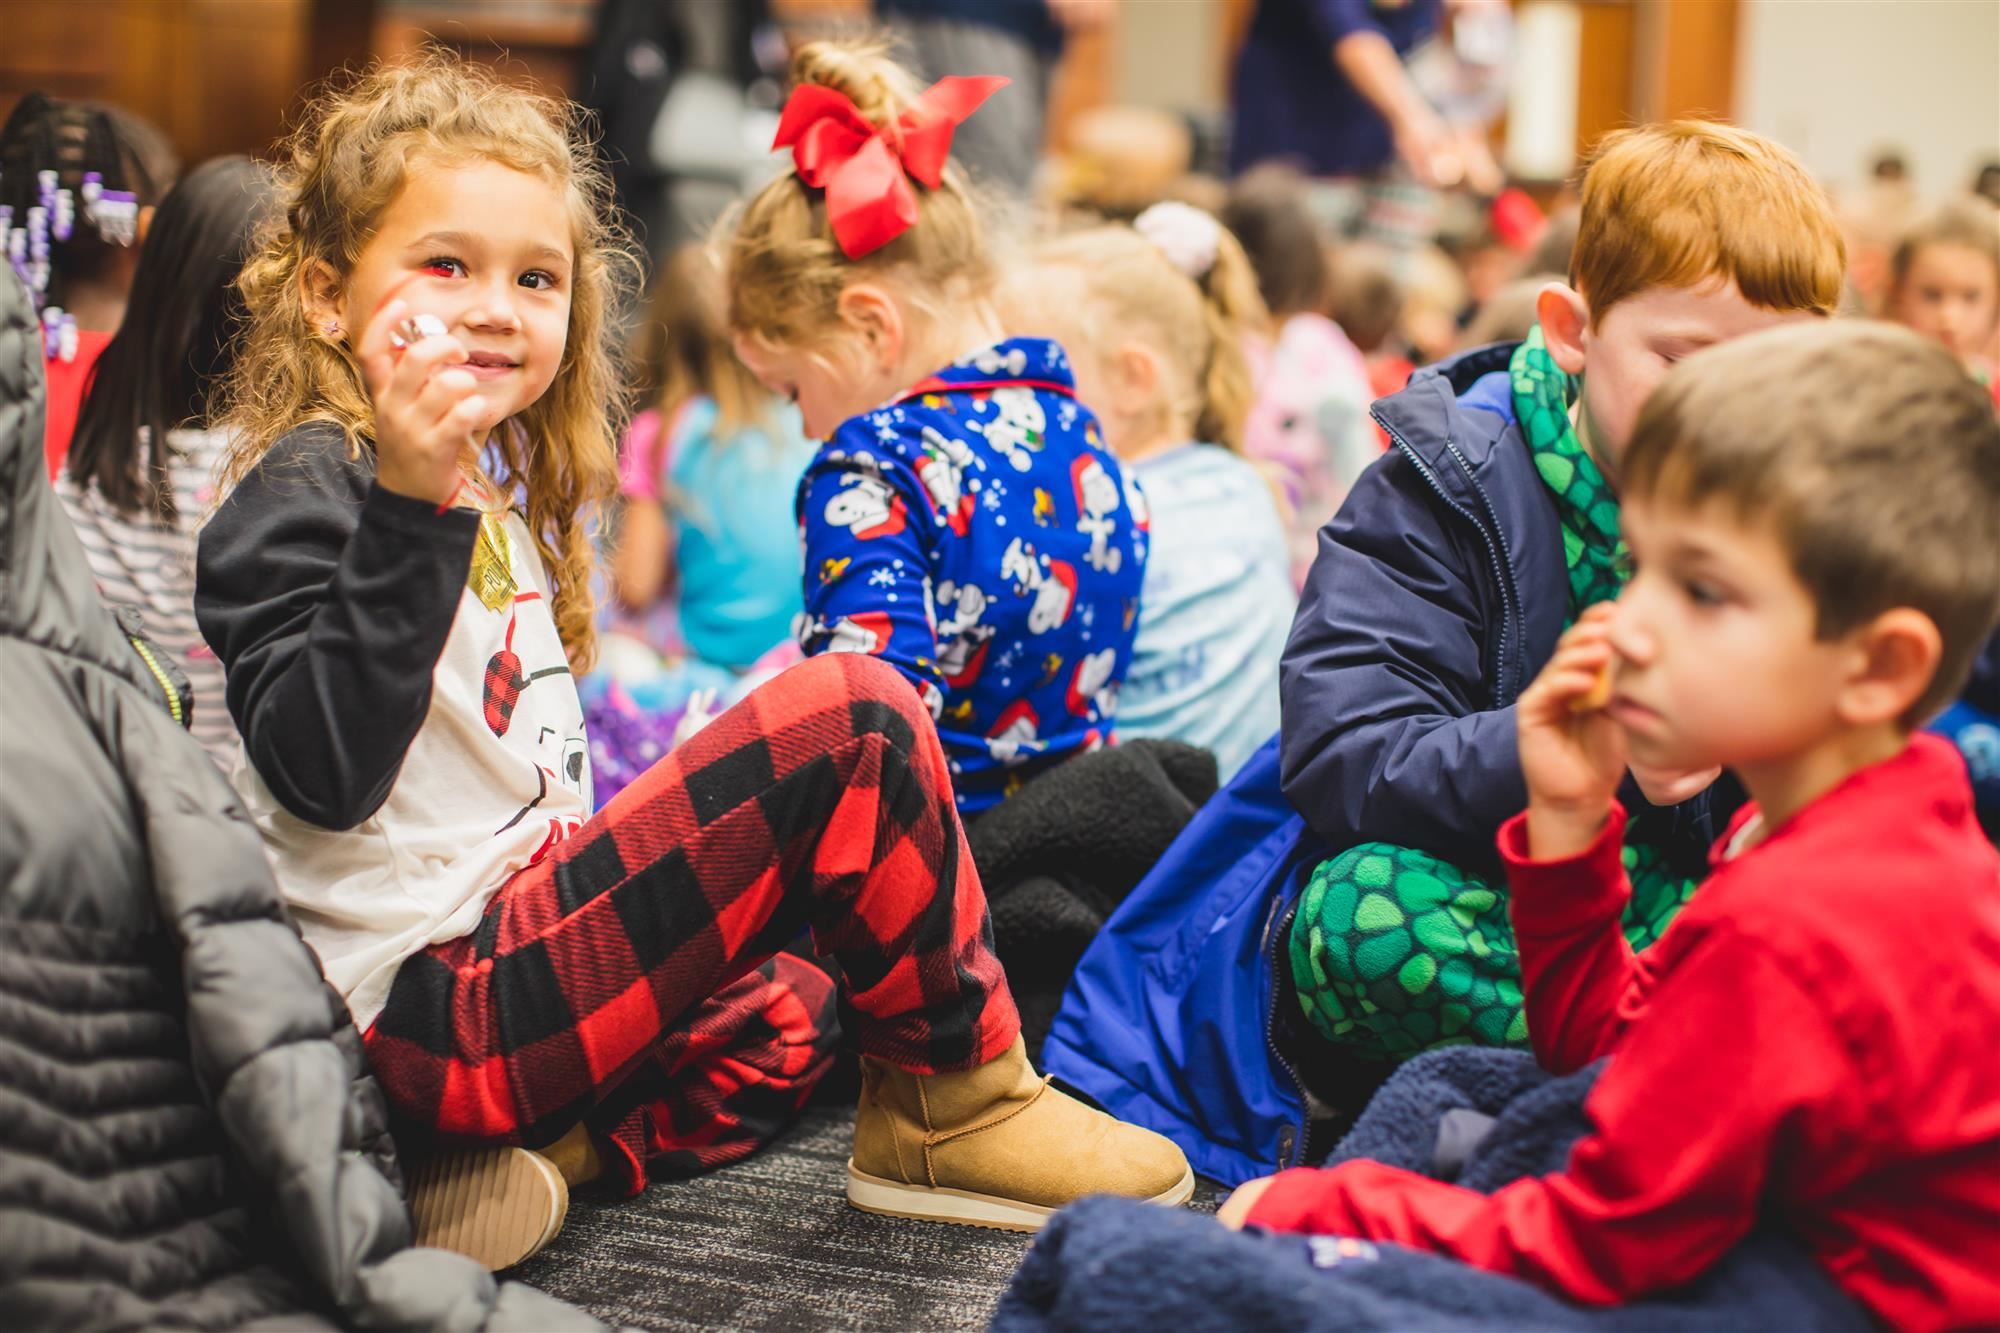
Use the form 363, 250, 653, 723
1232, 0, 1467, 188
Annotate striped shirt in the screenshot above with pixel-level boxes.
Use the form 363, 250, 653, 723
57, 427, 239, 765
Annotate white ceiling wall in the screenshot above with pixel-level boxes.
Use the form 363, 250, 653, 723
1736, 0, 2000, 202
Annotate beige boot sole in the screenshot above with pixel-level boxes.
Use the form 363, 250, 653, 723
845, 1160, 1196, 1232
408, 1146, 568, 1271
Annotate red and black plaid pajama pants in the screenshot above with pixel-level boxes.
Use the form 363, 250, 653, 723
364, 652, 1021, 1195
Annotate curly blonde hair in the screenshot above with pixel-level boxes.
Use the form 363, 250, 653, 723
216, 51, 635, 669
725, 38, 994, 349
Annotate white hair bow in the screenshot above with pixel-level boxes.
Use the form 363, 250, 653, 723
1134, 201, 1222, 281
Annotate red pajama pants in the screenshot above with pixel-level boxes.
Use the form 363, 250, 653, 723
364, 653, 1021, 1194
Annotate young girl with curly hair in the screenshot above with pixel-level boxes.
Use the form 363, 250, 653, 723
197, 50, 1187, 1274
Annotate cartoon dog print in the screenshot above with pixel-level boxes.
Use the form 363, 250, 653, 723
980, 388, 1047, 473
933, 579, 996, 688
914, 426, 981, 535
1066, 646, 1119, 719
1000, 537, 1077, 634
968, 345, 1028, 377
823, 472, 907, 541
986, 700, 1045, 766
1071, 454, 1124, 573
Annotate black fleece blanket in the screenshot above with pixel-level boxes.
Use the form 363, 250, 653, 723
967, 740, 1217, 1059
993, 1048, 1873, 1333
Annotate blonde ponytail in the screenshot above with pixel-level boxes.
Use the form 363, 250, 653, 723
1034, 208, 1270, 453
1190, 225, 1266, 453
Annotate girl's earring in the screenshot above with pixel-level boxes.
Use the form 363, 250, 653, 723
323, 318, 341, 338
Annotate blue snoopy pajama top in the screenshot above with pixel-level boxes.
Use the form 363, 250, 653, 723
796, 337, 1148, 813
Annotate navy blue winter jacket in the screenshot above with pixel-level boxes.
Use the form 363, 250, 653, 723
1280, 341, 1736, 874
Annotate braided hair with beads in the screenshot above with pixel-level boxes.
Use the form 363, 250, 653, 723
0, 93, 177, 358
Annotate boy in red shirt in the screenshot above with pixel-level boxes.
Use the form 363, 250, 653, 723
1220, 321, 2000, 1331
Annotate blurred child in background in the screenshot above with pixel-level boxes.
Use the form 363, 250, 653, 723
1838, 149, 1923, 317
611, 245, 813, 674
1332, 240, 1413, 400
0, 94, 177, 477
1014, 203, 1295, 781
1397, 243, 1468, 368
1224, 167, 1377, 585
1887, 202, 2000, 835
59, 155, 274, 767
587, 245, 817, 801
1887, 203, 2000, 404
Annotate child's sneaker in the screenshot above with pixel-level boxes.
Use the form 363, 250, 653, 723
847, 1035, 1195, 1231
406, 1144, 569, 1271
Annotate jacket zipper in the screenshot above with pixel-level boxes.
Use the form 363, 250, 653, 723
1375, 408, 1520, 708
1441, 437, 1526, 700
127, 635, 185, 727
1262, 891, 1311, 1172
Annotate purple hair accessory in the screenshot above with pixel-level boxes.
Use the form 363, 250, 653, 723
78, 172, 137, 246
41, 306, 69, 361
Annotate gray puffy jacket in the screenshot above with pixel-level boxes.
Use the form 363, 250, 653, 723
0, 267, 606, 1331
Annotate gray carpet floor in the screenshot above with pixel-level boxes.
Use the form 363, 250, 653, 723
515, 1105, 1220, 1332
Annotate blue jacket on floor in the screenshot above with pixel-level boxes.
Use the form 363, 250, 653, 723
1045, 344, 1738, 1185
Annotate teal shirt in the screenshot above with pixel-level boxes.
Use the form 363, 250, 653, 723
666, 398, 814, 670
1118, 443, 1295, 780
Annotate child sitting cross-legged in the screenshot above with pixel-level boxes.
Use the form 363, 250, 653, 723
196, 52, 1190, 1273
1218, 320, 2000, 1328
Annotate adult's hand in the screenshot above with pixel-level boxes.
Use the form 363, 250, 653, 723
1451, 125, 1505, 195
1392, 103, 1469, 189
1046, 0, 1115, 35
1333, 30, 1471, 188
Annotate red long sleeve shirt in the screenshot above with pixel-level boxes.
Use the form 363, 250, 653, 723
1246, 736, 2000, 1331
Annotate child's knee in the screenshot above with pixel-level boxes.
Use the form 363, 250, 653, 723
798, 652, 928, 746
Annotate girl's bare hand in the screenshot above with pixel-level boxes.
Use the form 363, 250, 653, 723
357, 296, 484, 506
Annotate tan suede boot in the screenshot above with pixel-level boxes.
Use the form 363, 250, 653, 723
847, 1035, 1195, 1231
407, 1122, 600, 1271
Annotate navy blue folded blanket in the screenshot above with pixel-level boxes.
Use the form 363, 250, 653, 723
992, 1048, 1874, 1333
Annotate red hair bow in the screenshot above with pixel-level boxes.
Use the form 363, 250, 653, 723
773, 74, 1009, 259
